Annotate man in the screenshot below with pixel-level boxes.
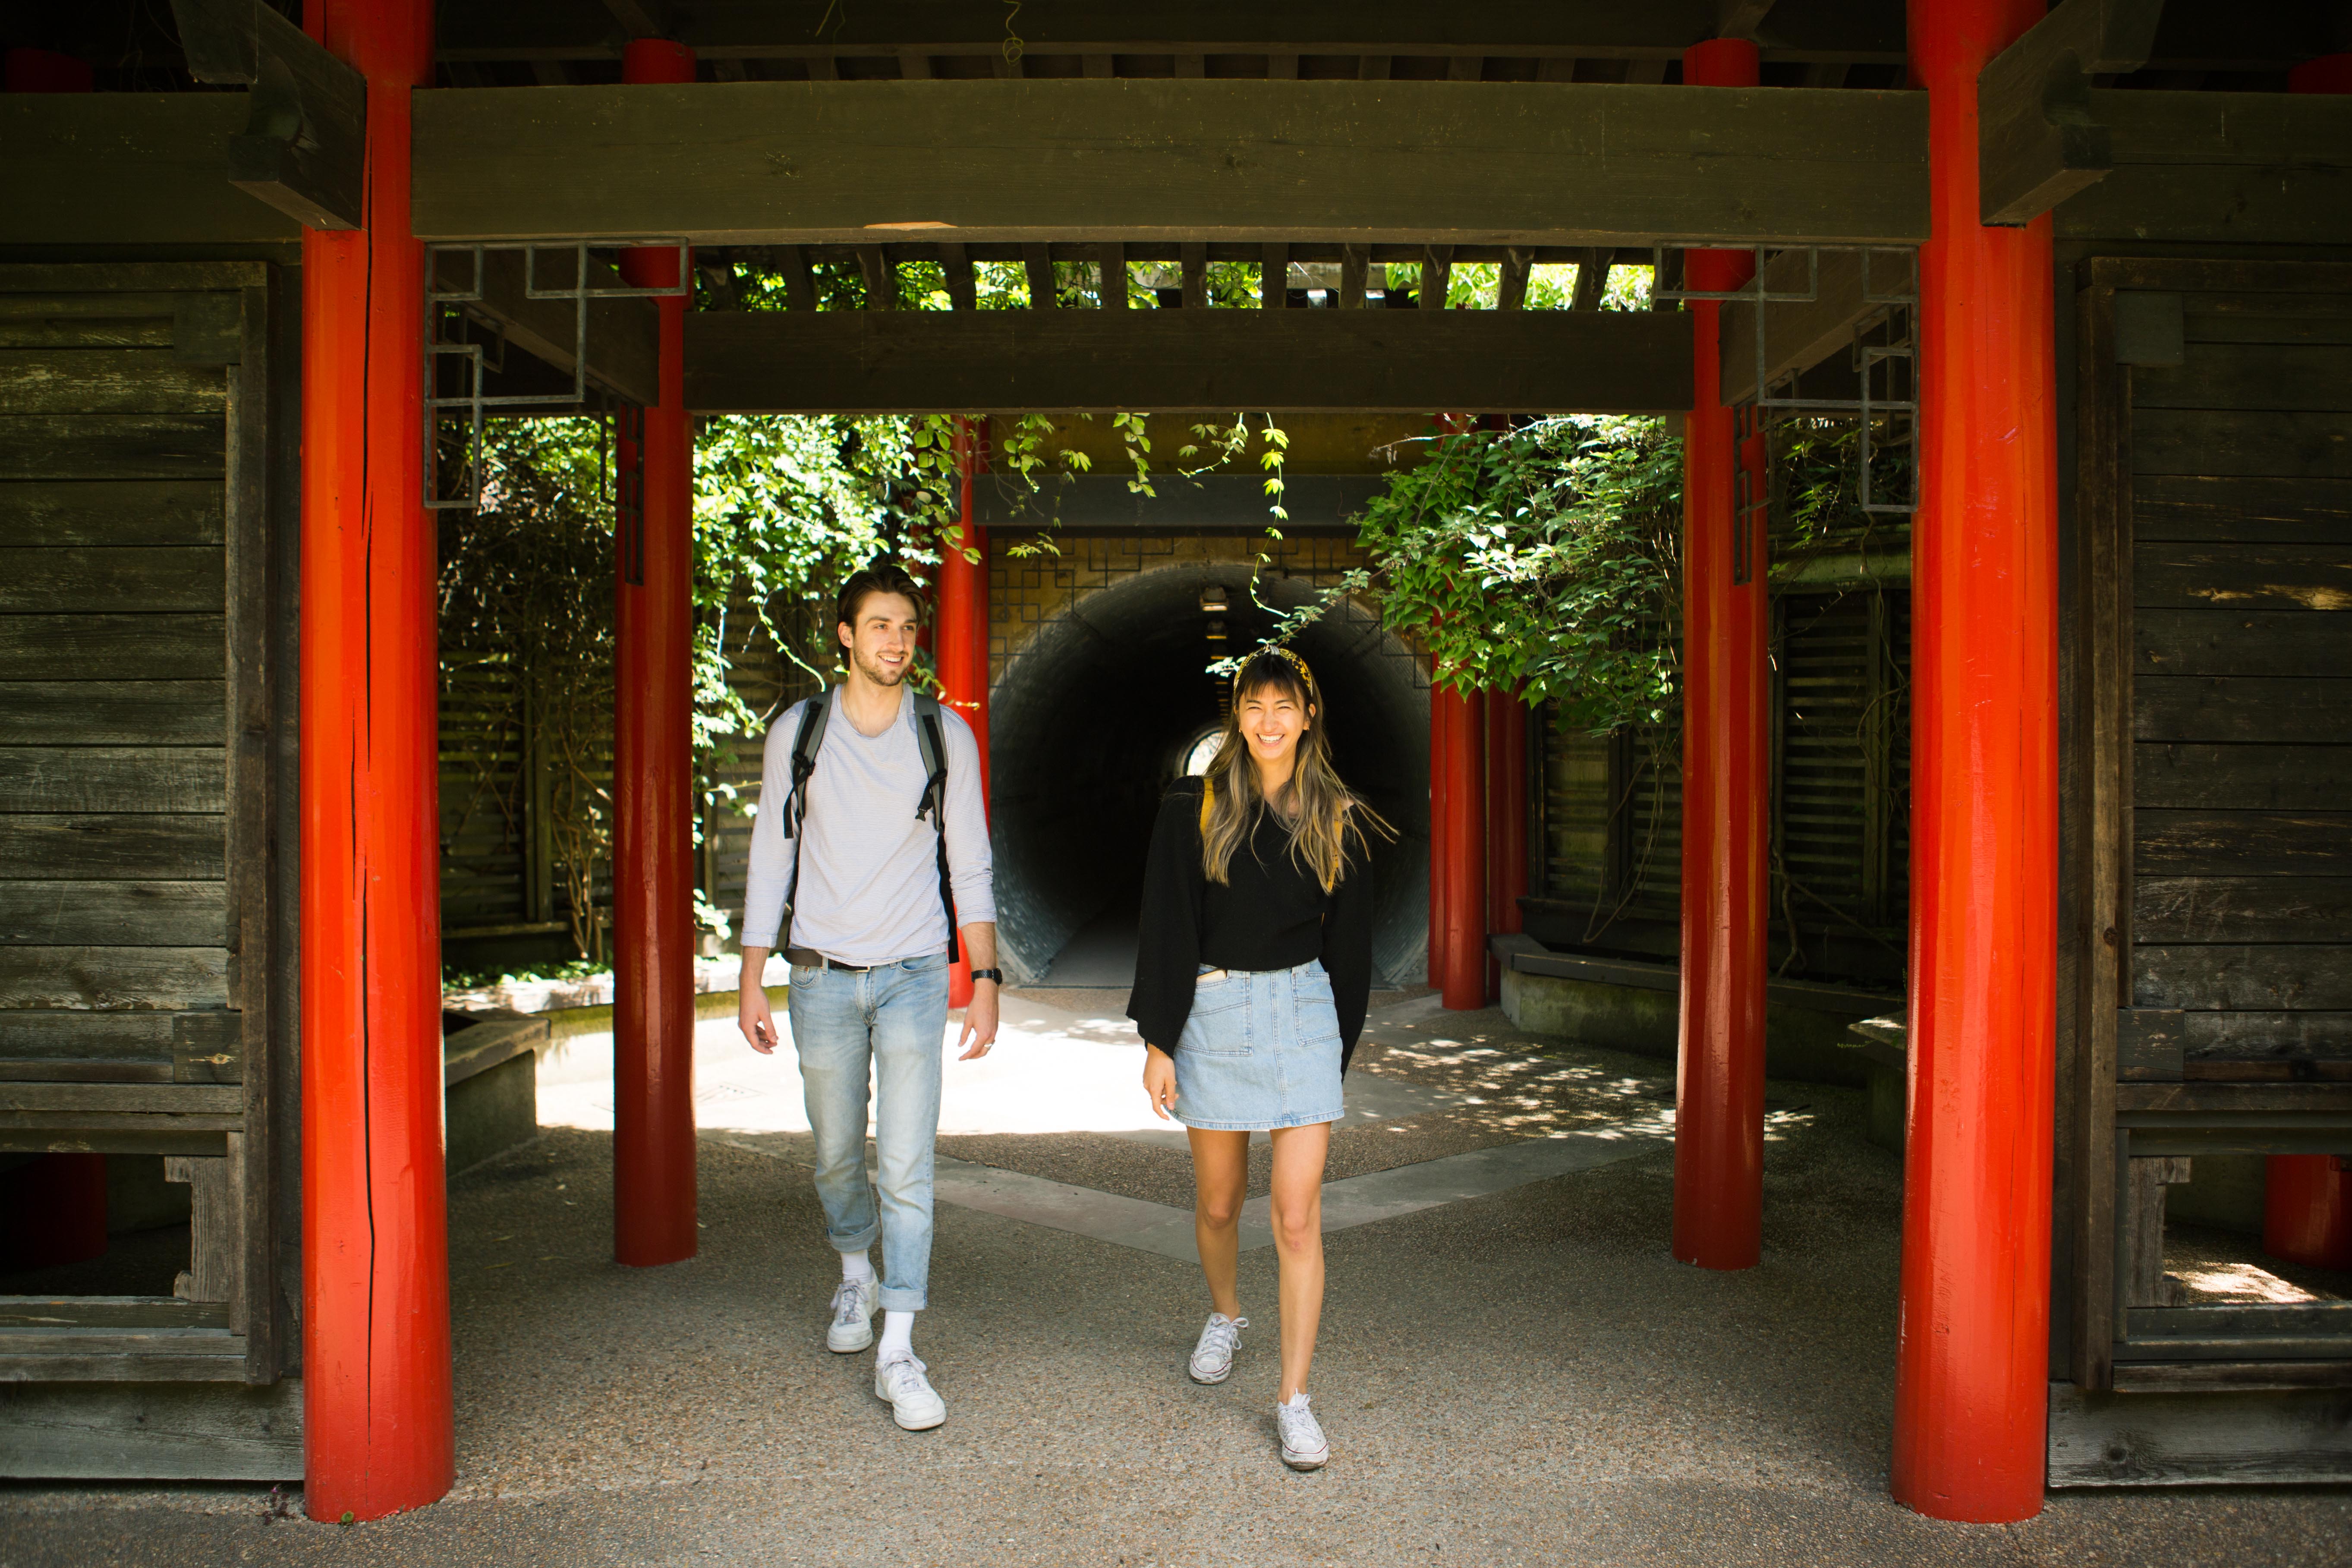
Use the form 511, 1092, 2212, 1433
739, 562, 1000, 1432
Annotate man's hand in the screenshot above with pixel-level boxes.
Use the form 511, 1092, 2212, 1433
954, 921, 1001, 1063
1142, 1045, 1177, 1119
956, 978, 998, 1061
738, 945, 778, 1055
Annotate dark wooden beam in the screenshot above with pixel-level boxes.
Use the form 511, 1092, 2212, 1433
1101, 243, 1127, 309
0, 97, 300, 246
1715, 0, 1779, 41
1497, 247, 1533, 311
1181, 243, 1207, 308
778, 244, 817, 311
169, 0, 368, 230
430, 246, 661, 407
436, 3, 1908, 63
856, 244, 897, 309
1023, 243, 1056, 308
410, 80, 1931, 247
1571, 248, 1610, 310
1340, 246, 1368, 309
940, 242, 976, 309
2055, 89, 2352, 245
1262, 244, 1289, 310
1978, 0, 2164, 226
682, 308, 1693, 415
601, 0, 667, 37
1420, 246, 1452, 309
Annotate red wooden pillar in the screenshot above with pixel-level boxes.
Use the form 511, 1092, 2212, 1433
1425, 570, 1442, 986
2265, 1157, 2352, 1269
2, 47, 94, 91
2257, 52, 2352, 1271
938, 417, 991, 1008
1484, 687, 1527, 1001
299, 0, 453, 1521
1431, 682, 1487, 1009
1671, 37, 1768, 1275
612, 37, 699, 1271
1892, 0, 2060, 1524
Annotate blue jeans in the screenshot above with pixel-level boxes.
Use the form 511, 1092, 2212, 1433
786, 951, 949, 1312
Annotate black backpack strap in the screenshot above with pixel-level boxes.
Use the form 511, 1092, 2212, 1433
910, 692, 959, 964
777, 690, 832, 946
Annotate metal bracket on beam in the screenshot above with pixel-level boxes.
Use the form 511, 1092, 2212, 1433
169, 0, 368, 230
425, 241, 690, 512
1653, 243, 1919, 520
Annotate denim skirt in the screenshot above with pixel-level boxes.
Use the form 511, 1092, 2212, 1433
1171, 959, 1345, 1132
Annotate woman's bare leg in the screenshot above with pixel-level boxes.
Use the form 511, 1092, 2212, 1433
1187, 1127, 1249, 1320
1267, 1121, 1332, 1401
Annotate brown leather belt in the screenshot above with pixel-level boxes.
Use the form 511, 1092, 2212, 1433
785, 946, 875, 973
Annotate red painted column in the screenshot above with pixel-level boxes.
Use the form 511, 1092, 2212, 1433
299, 0, 453, 1521
2265, 1157, 2352, 1269
1892, 0, 2060, 1524
612, 37, 699, 1271
1432, 682, 1487, 1009
1, 47, 94, 91
1671, 37, 1768, 1275
1427, 686, 1448, 984
1485, 688, 1527, 1001
938, 417, 991, 1008
2257, 54, 2352, 1270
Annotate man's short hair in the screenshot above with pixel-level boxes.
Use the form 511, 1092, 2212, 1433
835, 562, 927, 630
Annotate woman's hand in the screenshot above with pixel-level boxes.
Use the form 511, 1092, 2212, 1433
1142, 1044, 1178, 1120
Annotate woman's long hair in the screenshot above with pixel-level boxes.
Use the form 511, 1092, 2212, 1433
1199, 650, 1393, 892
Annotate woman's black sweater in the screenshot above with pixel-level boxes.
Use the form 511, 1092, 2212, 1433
1127, 776, 1373, 1068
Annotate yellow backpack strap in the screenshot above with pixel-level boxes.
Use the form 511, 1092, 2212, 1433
1198, 777, 1214, 837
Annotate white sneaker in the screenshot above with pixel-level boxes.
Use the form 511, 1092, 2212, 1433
1277, 1393, 1329, 1470
1188, 1313, 1248, 1385
826, 1276, 878, 1353
874, 1352, 947, 1431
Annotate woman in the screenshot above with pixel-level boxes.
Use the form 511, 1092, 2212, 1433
1129, 646, 1389, 1471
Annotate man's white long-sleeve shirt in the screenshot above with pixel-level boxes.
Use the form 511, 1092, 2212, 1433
740, 688, 995, 963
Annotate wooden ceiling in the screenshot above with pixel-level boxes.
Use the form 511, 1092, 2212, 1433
428, 0, 2344, 91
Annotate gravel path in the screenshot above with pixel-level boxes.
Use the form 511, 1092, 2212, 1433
6, 996, 2346, 1565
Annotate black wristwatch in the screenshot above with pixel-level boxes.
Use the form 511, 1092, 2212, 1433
968, 968, 1003, 985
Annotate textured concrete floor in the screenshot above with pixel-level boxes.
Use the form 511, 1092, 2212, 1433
5, 998, 2348, 1566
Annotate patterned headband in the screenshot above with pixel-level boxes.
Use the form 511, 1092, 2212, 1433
1249, 645, 1318, 697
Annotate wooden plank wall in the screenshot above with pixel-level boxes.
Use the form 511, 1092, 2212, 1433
0, 277, 238, 1083
0, 263, 292, 1387
2123, 271, 2352, 1081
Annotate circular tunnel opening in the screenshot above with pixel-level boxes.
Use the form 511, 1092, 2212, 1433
988, 563, 1429, 989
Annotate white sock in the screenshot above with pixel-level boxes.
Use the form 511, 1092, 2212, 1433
878, 1310, 915, 1360
840, 1250, 874, 1284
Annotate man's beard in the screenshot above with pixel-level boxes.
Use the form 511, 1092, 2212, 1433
853, 647, 908, 687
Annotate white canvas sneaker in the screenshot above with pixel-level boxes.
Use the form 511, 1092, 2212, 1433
1277, 1393, 1329, 1470
826, 1276, 878, 1354
1187, 1313, 1248, 1385
874, 1352, 948, 1431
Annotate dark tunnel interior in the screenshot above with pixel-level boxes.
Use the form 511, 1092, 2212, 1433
987, 563, 1429, 989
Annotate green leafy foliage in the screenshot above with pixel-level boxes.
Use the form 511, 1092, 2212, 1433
1322, 416, 1684, 734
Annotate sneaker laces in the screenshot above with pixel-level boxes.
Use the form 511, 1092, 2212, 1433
878, 1352, 929, 1394
1279, 1393, 1322, 1445
830, 1278, 868, 1322
1197, 1314, 1247, 1360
